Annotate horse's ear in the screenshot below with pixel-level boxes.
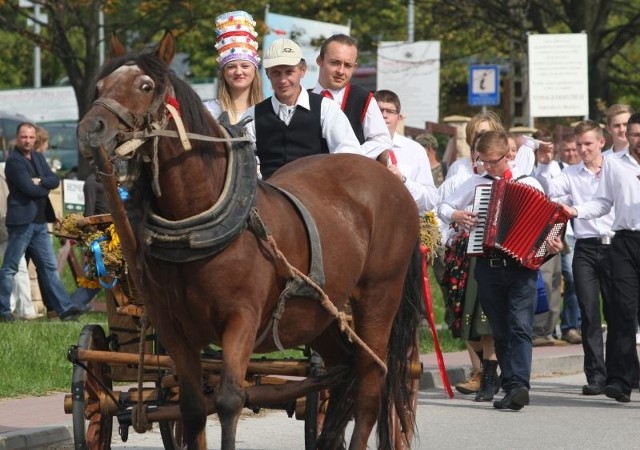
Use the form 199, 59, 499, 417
109, 33, 127, 59
155, 30, 176, 66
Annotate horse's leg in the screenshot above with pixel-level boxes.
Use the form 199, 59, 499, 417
349, 284, 404, 450
215, 313, 258, 450
170, 343, 207, 449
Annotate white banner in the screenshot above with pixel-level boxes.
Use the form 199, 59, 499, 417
528, 33, 589, 118
376, 41, 440, 128
262, 11, 350, 98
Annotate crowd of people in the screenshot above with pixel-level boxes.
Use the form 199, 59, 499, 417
1, 8, 638, 412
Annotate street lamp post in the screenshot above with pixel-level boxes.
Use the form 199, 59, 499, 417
19, 0, 48, 88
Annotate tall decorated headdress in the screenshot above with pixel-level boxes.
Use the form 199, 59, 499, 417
215, 10, 260, 68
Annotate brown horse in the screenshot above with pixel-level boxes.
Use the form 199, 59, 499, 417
77, 31, 422, 450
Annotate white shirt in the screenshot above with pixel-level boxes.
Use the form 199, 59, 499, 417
438, 168, 543, 223
575, 152, 640, 231
391, 133, 438, 214
536, 161, 615, 239
445, 156, 473, 180
602, 145, 628, 158
203, 99, 223, 120
242, 88, 363, 156
437, 163, 476, 245
312, 84, 391, 159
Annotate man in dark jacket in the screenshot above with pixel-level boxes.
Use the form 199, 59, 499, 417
0, 122, 84, 322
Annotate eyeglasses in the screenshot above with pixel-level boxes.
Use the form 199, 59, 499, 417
476, 154, 506, 166
379, 108, 399, 115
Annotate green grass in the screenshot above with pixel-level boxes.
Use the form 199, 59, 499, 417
0, 264, 463, 399
0, 313, 108, 398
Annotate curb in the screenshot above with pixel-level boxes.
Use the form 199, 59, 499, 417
0, 425, 72, 450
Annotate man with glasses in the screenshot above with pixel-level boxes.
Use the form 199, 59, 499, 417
312, 34, 391, 158
439, 130, 564, 410
373, 89, 437, 214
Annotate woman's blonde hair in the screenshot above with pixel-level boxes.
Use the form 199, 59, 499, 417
465, 111, 504, 146
217, 65, 263, 123
35, 126, 49, 152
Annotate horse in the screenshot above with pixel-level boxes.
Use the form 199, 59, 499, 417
77, 31, 423, 450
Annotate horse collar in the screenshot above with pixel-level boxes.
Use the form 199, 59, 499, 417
143, 121, 257, 262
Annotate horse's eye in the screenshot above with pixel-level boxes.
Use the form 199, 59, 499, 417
141, 82, 154, 93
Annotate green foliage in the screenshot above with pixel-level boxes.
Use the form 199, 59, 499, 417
0, 313, 108, 398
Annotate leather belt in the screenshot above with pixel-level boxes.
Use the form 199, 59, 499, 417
578, 236, 612, 245
482, 257, 518, 268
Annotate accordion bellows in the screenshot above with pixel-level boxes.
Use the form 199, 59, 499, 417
468, 179, 570, 269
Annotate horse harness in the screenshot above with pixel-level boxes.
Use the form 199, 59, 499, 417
98, 91, 327, 351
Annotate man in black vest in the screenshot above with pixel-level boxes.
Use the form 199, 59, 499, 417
242, 38, 362, 180
313, 34, 391, 159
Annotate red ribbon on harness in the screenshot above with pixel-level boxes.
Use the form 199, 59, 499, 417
420, 244, 454, 398
165, 95, 181, 119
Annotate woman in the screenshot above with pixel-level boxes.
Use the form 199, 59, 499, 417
204, 11, 263, 125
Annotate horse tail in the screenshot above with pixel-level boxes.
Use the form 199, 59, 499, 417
378, 242, 423, 449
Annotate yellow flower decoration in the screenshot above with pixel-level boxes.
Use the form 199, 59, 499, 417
419, 211, 443, 263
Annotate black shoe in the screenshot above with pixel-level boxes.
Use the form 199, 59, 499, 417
493, 387, 530, 411
59, 307, 84, 322
475, 360, 499, 402
604, 384, 630, 403
0, 312, 16, 322
582, 384, 604, 395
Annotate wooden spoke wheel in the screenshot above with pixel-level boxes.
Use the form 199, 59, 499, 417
390, 332, 421, 450
71, 324, 114, 450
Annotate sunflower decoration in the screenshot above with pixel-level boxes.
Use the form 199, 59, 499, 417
419, 211, 443, 264
58, 213, 126, 288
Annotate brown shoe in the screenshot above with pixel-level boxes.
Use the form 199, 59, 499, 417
562, 329, 582, 345
455, 371, 482, 394
532, 336, 554, 347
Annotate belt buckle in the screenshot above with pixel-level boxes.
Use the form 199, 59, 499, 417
489, 258, 505, 268
600, 236, 611, 245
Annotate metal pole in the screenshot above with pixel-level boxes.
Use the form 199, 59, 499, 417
34, 3, 41, 88
407, 0, 414, 42
99, 9, 105, 66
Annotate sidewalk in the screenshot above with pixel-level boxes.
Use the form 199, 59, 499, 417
0, 343, 601, 450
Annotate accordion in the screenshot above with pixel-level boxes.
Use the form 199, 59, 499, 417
466, 179, 569, 269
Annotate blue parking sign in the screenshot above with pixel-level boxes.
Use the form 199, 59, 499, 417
468, 65, 500, 106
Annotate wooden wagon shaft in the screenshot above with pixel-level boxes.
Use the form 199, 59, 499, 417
142, 364, 350, 423
74, 348, 311, 376
96, 144, 143, 293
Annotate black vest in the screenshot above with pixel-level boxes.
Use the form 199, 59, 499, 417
341, 84, 373, 145
255, 93, 328, 180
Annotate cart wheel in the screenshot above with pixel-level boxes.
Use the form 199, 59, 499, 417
72, 324, 114, 450
390, 332, 420, 450
160, 420, 187, 450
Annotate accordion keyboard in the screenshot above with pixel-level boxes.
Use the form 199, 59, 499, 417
466, 184, 493, 256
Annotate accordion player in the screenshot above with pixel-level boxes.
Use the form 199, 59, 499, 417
466, 178, 570, 269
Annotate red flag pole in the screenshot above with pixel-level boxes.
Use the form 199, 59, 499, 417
420, 244, 454, 398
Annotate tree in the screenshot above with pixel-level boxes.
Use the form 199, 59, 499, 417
425, 0, 640, 122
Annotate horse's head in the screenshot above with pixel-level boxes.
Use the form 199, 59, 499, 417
77, 31, 177, 164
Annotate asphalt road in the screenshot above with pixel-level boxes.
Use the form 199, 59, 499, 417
63, 372, 639, 450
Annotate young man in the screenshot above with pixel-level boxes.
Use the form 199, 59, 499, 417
242, 38, 362, 180
537, 120, 617, 395
439, 130, 563, 410
0, 122, 85, 322
313, 34, 391, 159
603, 104, 633, 157
373, 90, 437, 214
567, 113, 640, 403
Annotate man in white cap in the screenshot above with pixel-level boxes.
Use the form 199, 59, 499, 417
242, 38, 363, 180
